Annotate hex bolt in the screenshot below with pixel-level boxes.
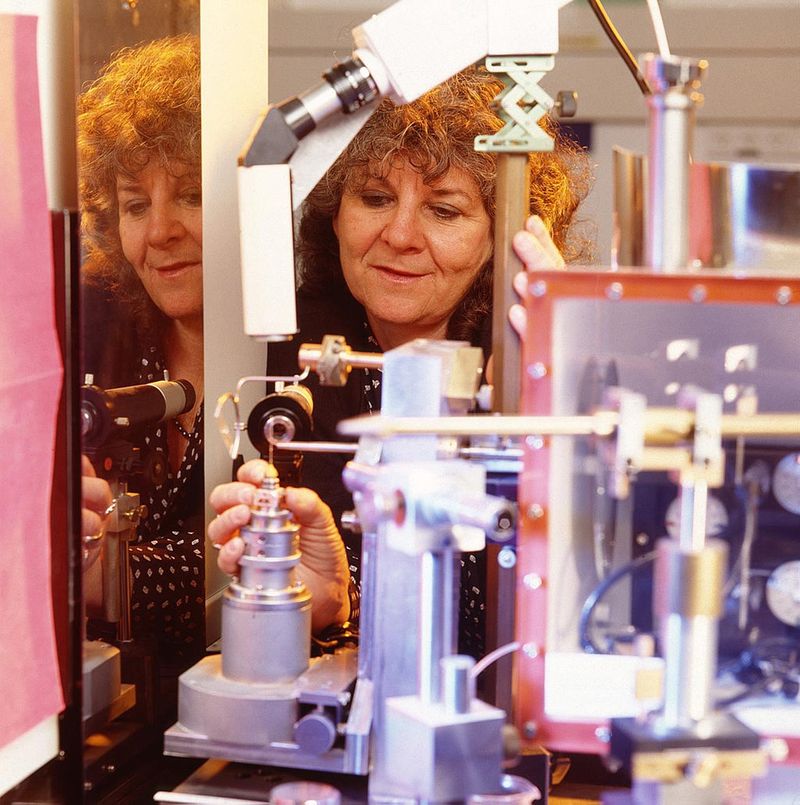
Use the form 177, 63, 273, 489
523, 573, 543, 590
526, 503, 544, 520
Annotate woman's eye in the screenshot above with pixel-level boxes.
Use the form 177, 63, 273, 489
360, 192, 392, 209
430, 205, 461, 221
122, 200, 147, 216
182, 189, 202, 206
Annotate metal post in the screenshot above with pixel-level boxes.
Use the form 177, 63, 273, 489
493, 154, 530, 413
643, 54, 706, 271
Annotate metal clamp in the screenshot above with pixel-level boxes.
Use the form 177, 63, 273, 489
214, 370, 309, 459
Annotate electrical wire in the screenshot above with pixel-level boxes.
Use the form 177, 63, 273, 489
585, 0, 652, 97
645, 0, 671, 59
579, 550, 658, 654
472, 640, 521, 679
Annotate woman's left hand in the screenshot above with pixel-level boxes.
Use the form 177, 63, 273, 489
509, 214, 565, 337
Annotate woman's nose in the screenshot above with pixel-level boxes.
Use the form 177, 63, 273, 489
381, 204, 423, 252
146, 202, 185, 247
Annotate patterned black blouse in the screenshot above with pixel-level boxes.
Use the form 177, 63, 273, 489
82, 285, 205, 668
131, 344, 205, 667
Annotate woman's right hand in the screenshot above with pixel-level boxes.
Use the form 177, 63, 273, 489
82, 456, 112, 552
509, 214, 566, 337
208, 459, 350, 631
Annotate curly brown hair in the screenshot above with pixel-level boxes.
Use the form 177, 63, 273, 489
77, 34, 200, 326
298, 66, 592, 344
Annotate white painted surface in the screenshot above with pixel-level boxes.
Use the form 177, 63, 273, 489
0, 716, 59, 797
201, 1, 271, 641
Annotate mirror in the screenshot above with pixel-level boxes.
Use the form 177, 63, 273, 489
76, 0, 203, 747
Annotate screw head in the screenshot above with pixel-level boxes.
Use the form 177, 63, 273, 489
523, 573, 543, 590
525, 435, 544, 450
523, 642, 540, 659
523, 720, 538, 739
528, 362, 547, 380
595, 726, 611, 743
498, 547, 517, 569
776, 286, 792, 306
530, 280, 548, 298
526, 503, 544, 520
606, 282, 623, 301
690, 284, 707, 303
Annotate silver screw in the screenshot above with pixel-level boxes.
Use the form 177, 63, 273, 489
690, 284, 707, 303
761, 737, 789, 762
522, 642, 540, 659
526, 503, 544, 520
528, 362, 547, 380
530, 280, 548, 298
635, 532, 649, 546
498, 547, 517, 569
523, 720, 538, 739
523, 573, 543, 590
525, 435, 544, 450
776, 286, 792, 306
606, 282, 623, 301
595, 726, 611, 743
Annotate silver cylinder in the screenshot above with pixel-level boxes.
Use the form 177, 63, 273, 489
297, 81, 341, 125
678, 479, 708, 554
655, 538, 727, 727
357, 529, 377, 679
419, 550, 456, 706
660, 613, 718, 728
442, 655, 474, 715
221, 480, 312, 684
643, 54, 706, 271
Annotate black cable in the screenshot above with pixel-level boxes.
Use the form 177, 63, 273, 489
579, 550, 658, 654
585, 0, 653, 97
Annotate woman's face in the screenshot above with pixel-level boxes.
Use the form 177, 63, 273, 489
333, 159, 492, 345
117, 159, 202, 322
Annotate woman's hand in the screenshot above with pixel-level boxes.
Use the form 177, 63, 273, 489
509, 214, 565, 337
208, 459, 350, 632
81, 456, 112, 571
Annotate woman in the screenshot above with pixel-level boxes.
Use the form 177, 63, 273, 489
78, 35, 349, 667
210, 67, 591, 657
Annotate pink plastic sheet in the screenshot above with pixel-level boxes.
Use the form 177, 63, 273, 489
0, 12, 65, 749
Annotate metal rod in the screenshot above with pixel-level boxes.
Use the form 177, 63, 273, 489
492, 153, 530, 414
679, 480, 708, 554
661, 614, 717, 727
419, 551, 450, 706
339, 413, 614, 438
297, 344, 385, 371
118, 536, 133, 642
338, 411, 800, 442
275, 440, 358, 454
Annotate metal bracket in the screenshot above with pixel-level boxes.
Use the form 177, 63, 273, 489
474, 56, 557, 153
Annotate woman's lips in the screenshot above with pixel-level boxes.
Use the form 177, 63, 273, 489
153, 261, 200, 278
372, 264, 428, 283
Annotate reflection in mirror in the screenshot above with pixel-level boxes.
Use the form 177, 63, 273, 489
75, 0, 204, 777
